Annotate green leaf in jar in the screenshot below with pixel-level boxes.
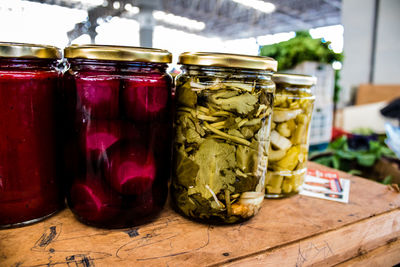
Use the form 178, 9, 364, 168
174, 148, 200, 188
209, 91, 258, 115
172, 186, 197, 215
223, 82, 253, 92
176, 112, 205, 144
236, 145, 258, 173
186, 128, 204, 144
234, 175, 259, 193
228, 129, 245, 138
240, 126, 255, 139
176, 81, 197, 107
187, 139, 236, 199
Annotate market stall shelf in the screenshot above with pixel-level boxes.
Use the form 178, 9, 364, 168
1, 162, 399, 266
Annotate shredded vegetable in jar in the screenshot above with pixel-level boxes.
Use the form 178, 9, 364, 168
172, 52, 277, 224
266, 73, 316, 198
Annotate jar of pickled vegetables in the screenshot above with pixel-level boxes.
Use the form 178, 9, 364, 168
265, 73, 316, 198
0, 42, 64, 228
172, 52, 277, 224
63, 45, 172, 228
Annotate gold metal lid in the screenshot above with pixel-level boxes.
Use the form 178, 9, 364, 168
272, 73, 317, 86
64, 44, 172, 63
178, 52, 277, 71
0, 42, 61, 59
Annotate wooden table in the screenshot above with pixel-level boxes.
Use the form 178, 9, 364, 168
1, 162, 400, 267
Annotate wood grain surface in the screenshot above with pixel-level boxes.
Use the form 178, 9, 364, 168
1, 162, 399, 267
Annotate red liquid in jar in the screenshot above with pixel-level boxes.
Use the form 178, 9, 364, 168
75, 71, 120, 119
64, 61, 172, 228
122, 74, 169, 122
0, 62, 64, 226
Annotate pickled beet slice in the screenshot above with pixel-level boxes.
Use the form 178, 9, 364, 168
122, 76, 169, 122
82, 120, 122, 157
76, 73, 120, 119
70, 179, 121, 223
104, 142, 156, 195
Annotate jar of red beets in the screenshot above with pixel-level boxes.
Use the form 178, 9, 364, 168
63, 45, 173, 228
0, 42, 64, 228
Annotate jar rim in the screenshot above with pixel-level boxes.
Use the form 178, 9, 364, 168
0, 42, 61, 59
178, 52, 277, 71
273, 73, 317, 86
64, 44, 172, 63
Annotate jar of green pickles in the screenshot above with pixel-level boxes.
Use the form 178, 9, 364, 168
171, 52, 277, 224
265, 73, 316, 198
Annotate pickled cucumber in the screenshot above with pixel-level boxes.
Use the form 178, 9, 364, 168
265, 80, 315, 197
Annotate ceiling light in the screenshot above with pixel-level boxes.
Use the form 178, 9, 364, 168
232, 0, 276, 14
113, 1, 120, 9
153, 11, 205, 31
124, 3, 139, 14
332, 61, 342, 70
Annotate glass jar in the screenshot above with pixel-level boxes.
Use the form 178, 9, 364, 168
63, 45, 172, 228
172, 52, 277, 224
0, 42, 64, 228
265, 73, 316, 198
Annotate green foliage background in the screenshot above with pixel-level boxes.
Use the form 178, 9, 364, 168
259, 31, 343, 102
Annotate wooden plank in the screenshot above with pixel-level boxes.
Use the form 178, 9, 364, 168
221, 210, 400, 267
0, 162, 399, 267
334, 237, 400, 267
355, 84, 400, 105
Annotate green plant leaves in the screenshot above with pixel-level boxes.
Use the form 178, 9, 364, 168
329, 136, 347, 150
335, 150, 357, 160
382, 175, 393, 185
311, 134, 396, 176
356, 153, 376, 167
259, 31, 343, 71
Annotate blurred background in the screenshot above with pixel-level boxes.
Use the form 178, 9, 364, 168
1, 0, 400, 184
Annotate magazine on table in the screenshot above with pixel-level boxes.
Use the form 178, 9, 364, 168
299, 169, 351, 203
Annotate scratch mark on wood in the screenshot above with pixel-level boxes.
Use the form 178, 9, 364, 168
295, 241, 335, 267
39, 226, 57, 247
136, 225, 211, 261
324, 240, 334, 256
124, 228, 139, 238
296, 243, 307, 267
66, 254, 95, 267
116, 232, 180, 258
56, 232, 110, 242
32, 224, 62, 251
18, 251, 111, 267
